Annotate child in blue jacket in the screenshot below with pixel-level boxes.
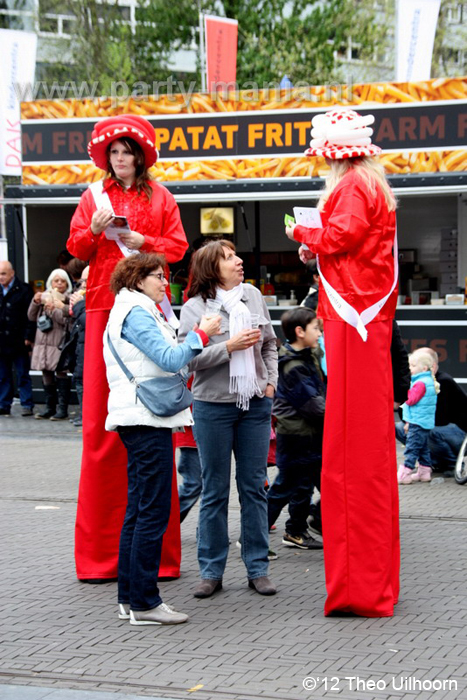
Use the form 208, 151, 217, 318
398, 350, 440, 484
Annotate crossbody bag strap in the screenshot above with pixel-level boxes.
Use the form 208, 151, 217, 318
106, 332, 137, 385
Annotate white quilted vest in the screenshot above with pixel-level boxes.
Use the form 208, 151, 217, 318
103, 288, 193, 431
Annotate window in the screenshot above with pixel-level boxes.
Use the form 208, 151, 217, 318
39, 14, 58, 33
446, 3, 464, 24
443, 48, 462, 64
115, 5, 130, 20
0, 6, 34, 30
61, 17, 76, 34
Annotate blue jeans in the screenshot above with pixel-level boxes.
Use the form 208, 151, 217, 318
117, 425, 173, 610
0, 354, 34, 409
178, 447, 202, 523
267, 433, 321, 536
402, 423, 432, 469
396, 421, 465, 468
193, 397, 272, 581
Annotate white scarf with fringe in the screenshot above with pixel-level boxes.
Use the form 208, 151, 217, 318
215, 284, 259, 410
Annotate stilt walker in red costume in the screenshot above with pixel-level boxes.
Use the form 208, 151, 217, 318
285, 109, 400, 617
67, 115, 188, 581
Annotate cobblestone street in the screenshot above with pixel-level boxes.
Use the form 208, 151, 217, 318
1, 405, 466, 700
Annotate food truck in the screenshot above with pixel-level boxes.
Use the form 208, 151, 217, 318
4, 76, 467, 385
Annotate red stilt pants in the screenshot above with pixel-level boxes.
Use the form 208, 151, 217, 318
321, 319, 400, 617
74, 310, 181, 580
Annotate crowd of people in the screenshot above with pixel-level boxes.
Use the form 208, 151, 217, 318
1, 110, 466, 625
0, 258, 87, 423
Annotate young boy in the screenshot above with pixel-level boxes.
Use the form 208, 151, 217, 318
268, 307, 325, 550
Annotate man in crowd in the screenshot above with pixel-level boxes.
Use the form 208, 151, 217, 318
300, 262, 320, 311
0, 261, 35, 416
396, 346, 467, 472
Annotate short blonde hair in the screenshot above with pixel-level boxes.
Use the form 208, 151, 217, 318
409, 351, 440, 394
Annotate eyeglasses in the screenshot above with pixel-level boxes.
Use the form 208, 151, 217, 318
147, 272, 165, 281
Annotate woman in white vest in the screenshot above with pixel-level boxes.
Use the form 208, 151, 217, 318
105, 253, 220, 625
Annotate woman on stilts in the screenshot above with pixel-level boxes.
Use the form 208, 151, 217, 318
285, 109, 400, 617
68, 115, 188, 582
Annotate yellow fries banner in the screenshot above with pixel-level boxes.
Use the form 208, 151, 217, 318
21, 77, 467, 185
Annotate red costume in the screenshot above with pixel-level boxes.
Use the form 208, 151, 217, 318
68, 178, 188, 580
294, 168, 400, 617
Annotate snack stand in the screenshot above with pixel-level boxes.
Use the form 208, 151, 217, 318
4, 76, 467, 384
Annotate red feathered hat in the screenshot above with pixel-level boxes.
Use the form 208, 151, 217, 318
87, 115, 158, 170
305, 108, 381, 160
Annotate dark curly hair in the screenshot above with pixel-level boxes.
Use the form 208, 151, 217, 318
187, 239, 236, 301
110, 253, 166, 295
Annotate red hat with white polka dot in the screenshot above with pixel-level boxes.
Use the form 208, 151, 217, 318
305, 108, 381, 160
88, 115, 158, 170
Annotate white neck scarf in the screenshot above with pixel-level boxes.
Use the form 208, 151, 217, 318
216, 283, 259, 410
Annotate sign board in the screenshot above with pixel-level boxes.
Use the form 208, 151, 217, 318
20, 76, 467, 185
0, 29, 37, 175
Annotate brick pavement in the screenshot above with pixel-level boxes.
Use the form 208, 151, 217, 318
1, 404, 467, 700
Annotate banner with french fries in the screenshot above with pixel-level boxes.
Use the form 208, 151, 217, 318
21, 76, 467, 185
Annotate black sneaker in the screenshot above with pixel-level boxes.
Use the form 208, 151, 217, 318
282, 532, 323, 550
306, 515, 323, 539
0, 407, 11, 416
235, 540, 278, 560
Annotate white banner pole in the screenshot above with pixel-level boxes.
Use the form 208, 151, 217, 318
198, 11, 207, 93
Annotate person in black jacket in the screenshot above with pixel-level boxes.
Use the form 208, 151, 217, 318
391, 320, 410, 411
300, 262, 320, 311
58, 266, 88, 427
0, 261, 35, 416
267, 307, 325, 550
396, 346, 467, 471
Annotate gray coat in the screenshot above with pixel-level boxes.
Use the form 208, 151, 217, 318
179, 284, 278, 403
27, 299, 69, 372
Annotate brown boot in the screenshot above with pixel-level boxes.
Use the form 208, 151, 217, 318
193, 579, 222, 598
248, 576, 277, 596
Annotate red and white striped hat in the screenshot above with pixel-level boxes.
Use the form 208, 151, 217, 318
88, 115, 158, 170
305, 108, 381, 160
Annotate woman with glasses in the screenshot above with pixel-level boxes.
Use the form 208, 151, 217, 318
105, 253, 220, 625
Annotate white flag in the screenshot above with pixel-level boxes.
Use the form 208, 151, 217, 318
396, 0, 441, 82
0, 29, 37, 176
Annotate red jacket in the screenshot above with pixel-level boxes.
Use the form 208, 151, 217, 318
294, 169, 397, 323
67, 179, 188, 312
174, 375, 197, 448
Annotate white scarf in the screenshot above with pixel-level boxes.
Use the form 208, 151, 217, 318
215, 284, 260, 410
